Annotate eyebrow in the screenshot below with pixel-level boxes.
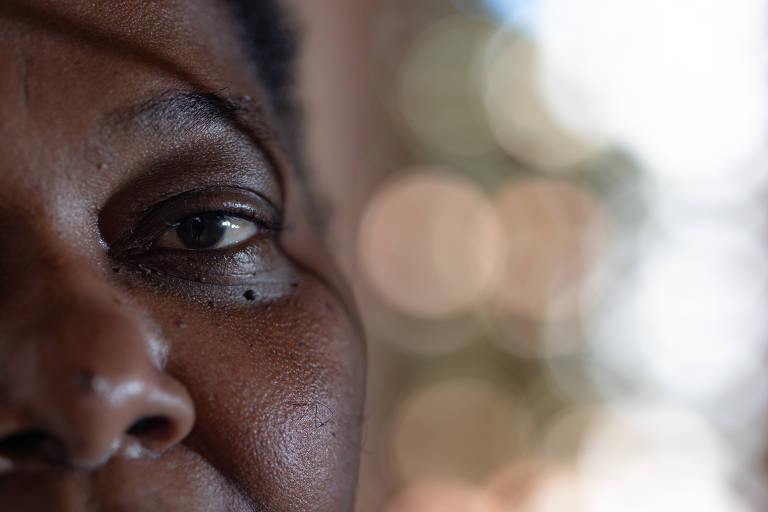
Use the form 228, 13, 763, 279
108, 89, 274, 142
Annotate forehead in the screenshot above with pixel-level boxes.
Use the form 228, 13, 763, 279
0, 0, 246, 64
0, 0, 259, 120
0, 0, 281, 206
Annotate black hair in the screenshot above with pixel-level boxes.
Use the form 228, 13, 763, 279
224, 1, 330, 232
225, 0, 299, 148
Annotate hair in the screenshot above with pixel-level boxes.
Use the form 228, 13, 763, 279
224, 0, 333, 233
225, 0, 299, 148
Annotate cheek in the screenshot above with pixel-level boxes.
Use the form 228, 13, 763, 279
138, 277, 365, 512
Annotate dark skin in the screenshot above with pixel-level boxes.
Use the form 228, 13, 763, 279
0, 0, 365, 510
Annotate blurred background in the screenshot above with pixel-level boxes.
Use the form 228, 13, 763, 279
287, 0, 768, 510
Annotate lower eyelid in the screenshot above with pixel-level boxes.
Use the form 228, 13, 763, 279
119, 240, 287, 287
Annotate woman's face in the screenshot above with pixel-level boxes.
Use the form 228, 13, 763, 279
0, 1, 365, 510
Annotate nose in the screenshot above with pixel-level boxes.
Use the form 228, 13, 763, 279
0, 265, 195, 471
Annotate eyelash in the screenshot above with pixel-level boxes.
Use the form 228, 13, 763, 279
110, 187, 284, 284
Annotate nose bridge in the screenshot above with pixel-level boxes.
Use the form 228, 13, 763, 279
0, 255, 194, 469
4, 256, 159, 389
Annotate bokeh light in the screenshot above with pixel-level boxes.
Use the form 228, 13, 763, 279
541, 355, 604, 405
480, 460, 585, 512
491, 178, 612, 321
522, 467, 585, 512
359, 169, 502, 319
485, 307, 589, 359
577, 404, 746, 512
531, 0, 768, 200
392, 379, 532, 482
538, 406, 602, 461
385, 479, 483, 512
587, 221, 768, 406
361, 291, 483, 354
481, 0, 538, 31
396, 16, 500, 162
482, 31, 606, 172
322, 0, 768, 509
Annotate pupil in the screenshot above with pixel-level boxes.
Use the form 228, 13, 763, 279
176, 213, 227, 249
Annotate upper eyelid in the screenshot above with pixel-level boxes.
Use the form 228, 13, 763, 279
162, 212, 270, 234
97, 135, 285, 251
136, 186, 281, 230
104, 89, 288, 208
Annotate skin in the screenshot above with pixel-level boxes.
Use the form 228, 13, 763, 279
0, 0, 365, 510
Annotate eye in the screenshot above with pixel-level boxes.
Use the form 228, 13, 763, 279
156, 213, 259, 250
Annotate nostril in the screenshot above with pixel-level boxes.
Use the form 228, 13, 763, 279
126, 416, 173, 448
0, 429, 48, 454
0, 429, 64, 464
